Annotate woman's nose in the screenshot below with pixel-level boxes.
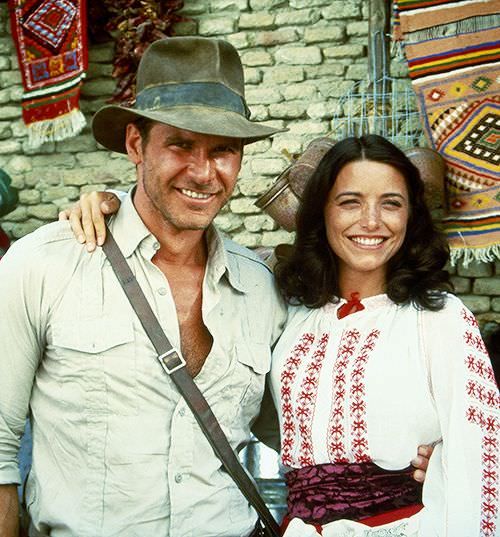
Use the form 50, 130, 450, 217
360, 205, 380, 230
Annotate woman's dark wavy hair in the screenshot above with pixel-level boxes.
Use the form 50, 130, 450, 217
275, 134, 452, 311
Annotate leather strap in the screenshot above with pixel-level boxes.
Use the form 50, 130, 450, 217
102, 226, 280, 537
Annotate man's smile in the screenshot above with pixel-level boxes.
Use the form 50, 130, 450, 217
179, 188, 214, 200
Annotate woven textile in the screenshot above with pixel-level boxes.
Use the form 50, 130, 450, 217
397, 0, 500, 265
393, 0, 470, 41
8, 0, 87, 147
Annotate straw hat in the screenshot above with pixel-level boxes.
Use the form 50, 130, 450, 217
92, 37, 284, 153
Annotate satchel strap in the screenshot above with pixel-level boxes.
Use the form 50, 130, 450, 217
102, 226, 280, 537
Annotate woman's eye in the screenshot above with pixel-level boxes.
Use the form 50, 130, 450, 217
383, 200, 403, 208
339, 199, 359, 207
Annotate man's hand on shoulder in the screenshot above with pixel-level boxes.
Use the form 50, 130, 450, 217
58, 191, 121, 252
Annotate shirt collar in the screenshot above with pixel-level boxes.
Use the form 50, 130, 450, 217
108, 190, 151, 258
108, 191, 247, 294
205, 226, 247, 294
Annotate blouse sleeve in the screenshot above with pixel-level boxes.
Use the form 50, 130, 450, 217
420, 295, 500, 537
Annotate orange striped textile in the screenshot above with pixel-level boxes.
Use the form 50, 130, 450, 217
394, 0, 500, 266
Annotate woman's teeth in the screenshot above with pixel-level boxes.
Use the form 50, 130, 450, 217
351, 236, 384, 246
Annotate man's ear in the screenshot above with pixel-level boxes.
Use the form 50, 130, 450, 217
125, 123, 144, 165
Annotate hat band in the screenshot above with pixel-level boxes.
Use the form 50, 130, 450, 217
136, 82, 250, 118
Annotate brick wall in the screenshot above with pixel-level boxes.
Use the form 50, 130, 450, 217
0, 0, 498, 333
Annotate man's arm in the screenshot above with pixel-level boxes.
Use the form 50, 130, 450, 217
61, 193, 436, 481
0, 485, 19, 537
0, 237, 44, 537
252, 375, 434, 479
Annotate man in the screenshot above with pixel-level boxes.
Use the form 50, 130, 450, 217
0, 37, 287, 537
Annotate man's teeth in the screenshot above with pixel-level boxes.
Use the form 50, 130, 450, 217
181, 189, 211, 200
351, 236, 384, 246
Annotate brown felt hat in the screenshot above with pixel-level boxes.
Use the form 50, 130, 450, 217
92, 37, 284, 153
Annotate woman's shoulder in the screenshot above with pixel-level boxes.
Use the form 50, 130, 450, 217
421, 292, 470, 316
418, 292, 479, 334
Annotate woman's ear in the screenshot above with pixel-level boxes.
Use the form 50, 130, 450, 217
125, 123, 144, 165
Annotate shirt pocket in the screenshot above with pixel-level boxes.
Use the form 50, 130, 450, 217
226, 342, 272, 426
49, 316, 138, 414
51, 316, 135, 355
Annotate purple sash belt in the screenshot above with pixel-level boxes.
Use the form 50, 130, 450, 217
285, 462, 422, 525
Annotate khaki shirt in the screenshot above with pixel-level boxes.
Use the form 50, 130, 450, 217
0, 194, 286, 537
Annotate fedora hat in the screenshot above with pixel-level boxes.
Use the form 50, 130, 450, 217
92, 37, 284, 153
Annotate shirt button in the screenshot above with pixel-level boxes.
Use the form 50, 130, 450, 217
158, 287, 168, 296
153, 241, 160, 251
175, 473, 183, 483
179, 408, 186, 417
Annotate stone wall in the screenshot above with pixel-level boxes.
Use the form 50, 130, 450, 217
0, 0, 498, 332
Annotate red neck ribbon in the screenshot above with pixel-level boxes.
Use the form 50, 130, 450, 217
337, 292, 365, 319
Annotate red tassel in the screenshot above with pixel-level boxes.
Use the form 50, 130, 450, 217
337, 292, 365, 319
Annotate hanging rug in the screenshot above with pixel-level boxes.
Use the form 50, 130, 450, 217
397, 0, 500, 266
8, 0, 88, 147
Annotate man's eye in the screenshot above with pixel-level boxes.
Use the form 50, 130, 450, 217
169, 141, 190, 150
214, 145, 237, 154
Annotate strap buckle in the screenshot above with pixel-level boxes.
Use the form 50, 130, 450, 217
158, 348, 186, 375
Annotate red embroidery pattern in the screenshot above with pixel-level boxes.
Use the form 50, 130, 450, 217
326, 329, 381, 463
463, 308, 500, 537
327, 329, 360, 462
465, 330, 489, 355
296, 333, 330, 467
280, 333, 315, 467
350, 329, 381, 462
462, 307, 479, 328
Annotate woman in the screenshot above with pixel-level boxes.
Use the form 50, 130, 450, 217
271, 135, 499, 536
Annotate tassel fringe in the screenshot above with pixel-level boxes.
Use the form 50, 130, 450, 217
450, 244, 500, 267
391, 40, 407, 61
27, 109, 87, 149
403, 14, 500, 44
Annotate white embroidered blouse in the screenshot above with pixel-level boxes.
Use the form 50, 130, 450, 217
270, 293, 500, 537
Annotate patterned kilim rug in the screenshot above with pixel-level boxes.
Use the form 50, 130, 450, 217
397, 0, 500, 266
8, 0, 87, 147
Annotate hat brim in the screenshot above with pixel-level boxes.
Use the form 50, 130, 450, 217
92, 104, 285, 154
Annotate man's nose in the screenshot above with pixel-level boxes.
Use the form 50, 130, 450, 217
187, 150, 215, 183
